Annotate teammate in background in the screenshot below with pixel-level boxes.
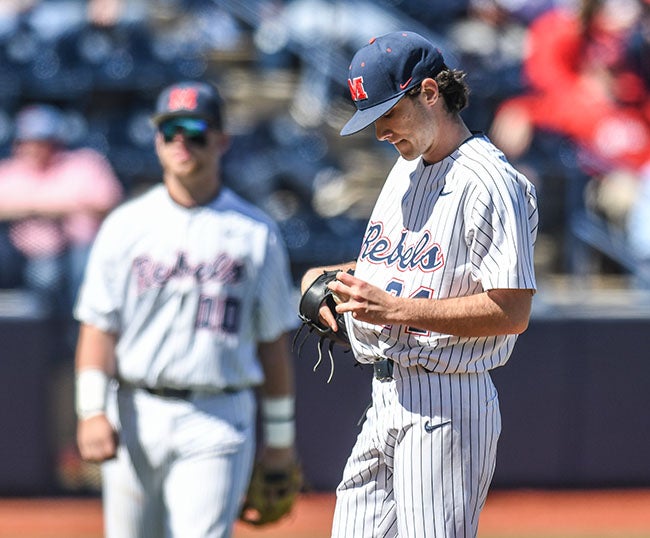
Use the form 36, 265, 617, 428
301, 32, 538, 537
74, 81, 299, 538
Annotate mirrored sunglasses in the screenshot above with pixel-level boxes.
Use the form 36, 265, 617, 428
159, 118, 209, 146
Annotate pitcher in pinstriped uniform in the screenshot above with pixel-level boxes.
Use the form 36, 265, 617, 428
301, 31, 537, 537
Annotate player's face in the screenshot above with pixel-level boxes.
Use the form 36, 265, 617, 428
374, 87, 441, 162
155, 117, 226, 179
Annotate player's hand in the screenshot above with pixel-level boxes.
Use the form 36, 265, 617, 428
301, 268, 343, 332
77, 414, 119, 463
300, 267, 324, 294
328, 270, 398, 326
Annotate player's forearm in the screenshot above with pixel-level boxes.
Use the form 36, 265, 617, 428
75, 324, 118, 420
75, 324, 119, 460
258, 332, 294, 397
75, 323, 118, 373
390, 288, 533, 337
258, 332, 297, 449
332, 271, 533, 337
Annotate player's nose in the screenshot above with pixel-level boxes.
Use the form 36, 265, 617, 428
169, 132, 193, 146
374, 119, 390, 141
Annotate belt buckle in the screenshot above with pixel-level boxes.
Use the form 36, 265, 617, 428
373, 359, 393, 382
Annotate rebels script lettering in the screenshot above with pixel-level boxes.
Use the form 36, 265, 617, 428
359, 222, 444, 272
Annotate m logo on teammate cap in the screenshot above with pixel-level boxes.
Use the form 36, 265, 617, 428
167, 88, 199, 113
152, 81, 224, 129
348, 77, 368, 102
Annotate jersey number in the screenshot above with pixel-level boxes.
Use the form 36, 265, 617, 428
196, 295, 241, 333
386, 280, 432, 336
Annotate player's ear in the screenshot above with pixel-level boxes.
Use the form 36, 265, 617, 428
420, 78, 439, 106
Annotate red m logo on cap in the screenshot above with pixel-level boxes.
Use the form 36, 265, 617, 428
168, 88, 199, 111
348, 77, 368, 101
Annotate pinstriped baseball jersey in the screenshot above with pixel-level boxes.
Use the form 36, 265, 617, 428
74, 184, 298, 391
347, 134, 538, 372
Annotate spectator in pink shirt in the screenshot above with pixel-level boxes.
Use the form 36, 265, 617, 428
0, 104, 123, 318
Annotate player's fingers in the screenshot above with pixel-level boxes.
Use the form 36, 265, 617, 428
327, 280, 349, 304
80, 438, 117, 463
78, 442, 99, 462
335, 270, 356, 285
318, 303, 338, 331
77, 424, 118, 462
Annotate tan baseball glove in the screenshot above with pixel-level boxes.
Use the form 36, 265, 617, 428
239, 460, 303, 526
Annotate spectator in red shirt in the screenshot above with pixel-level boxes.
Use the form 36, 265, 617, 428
491, 0, 650, 171
487, 0, 650, 278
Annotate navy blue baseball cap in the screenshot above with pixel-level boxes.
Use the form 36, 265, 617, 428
152, 81, 223, 128
340, 31, 446, 136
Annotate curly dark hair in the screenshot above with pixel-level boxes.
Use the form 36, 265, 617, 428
406, 67, 470, 114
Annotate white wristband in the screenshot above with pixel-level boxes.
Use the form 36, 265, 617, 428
261, 396, 295, 448
263, 419, 296, 448
261, 396, 295, 421
75, 368, 109, 420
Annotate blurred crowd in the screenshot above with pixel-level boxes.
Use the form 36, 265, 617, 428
487, 0, 650, 285
2, 0, 650, 325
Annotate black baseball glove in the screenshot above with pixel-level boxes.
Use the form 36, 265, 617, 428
293, 269, 351, 382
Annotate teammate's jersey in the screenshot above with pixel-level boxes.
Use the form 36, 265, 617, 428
74, 184, 299, 391
348, 134, 538, 372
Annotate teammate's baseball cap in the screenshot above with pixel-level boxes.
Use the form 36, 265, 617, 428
340, 31, 446, 136
152, 81, 223, 129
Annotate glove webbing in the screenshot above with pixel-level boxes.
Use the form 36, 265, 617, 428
292, 323, 338, 383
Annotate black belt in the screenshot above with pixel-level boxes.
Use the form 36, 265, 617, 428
373, 359, 393, 382
140, 386, 239, 399
144, 387, 193, 399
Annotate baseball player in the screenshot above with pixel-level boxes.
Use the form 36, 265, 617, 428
301, 32, 538, 537
74, 81, 299, 538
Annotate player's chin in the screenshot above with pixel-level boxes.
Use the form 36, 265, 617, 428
171, 161, 200, 178
393, 141, 418, 161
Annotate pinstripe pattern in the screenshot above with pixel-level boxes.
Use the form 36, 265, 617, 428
332, 365, 500, 537
349, 134, 537, 372
333, 134, 535, 537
